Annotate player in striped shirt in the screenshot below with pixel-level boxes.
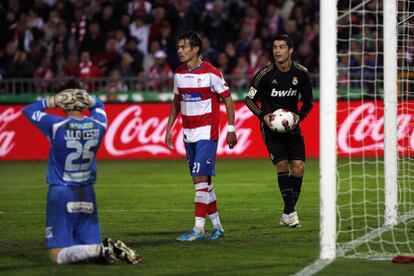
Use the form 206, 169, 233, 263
165, 31, 238, 241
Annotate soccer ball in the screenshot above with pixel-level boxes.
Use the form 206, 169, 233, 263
269, 109, 295, 133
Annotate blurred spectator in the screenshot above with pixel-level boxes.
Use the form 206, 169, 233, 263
96, 4, 118, 34
236, 25, 254, 56
217, 52, 231, 75
224, 41, 237, 73
1, 41, 34, 79
105, 69, 128, 102
64, 53, 78, 77
171, 0, 198, 36
120, 14, 132, 36
93, 37, 121, 76
77, 51, 100, 79
125, 37, 144, 74
129, 14, 150, 55
80, 22, 105, 57
149, 6, 166, 43
265, 4, 283, 36
70, 7, 87, 48
117, 52, 137, 79
43, 9, 61, 43
283, 20, 302, 48
248, 38, 266, 70
231, 56, 251, 90
199, 0, 230, 49
201, 36, 218, 66
51, 42, 66, 74
156, 20, 178, 69
146, 50, 173, 92
128, 0, 152, 16
34, 56, 54, 92
52, 22, 70, 54
297, 43, 317, 73
250, 54, 270, 75
143, 40, 161, 73
115, 29, 127, 54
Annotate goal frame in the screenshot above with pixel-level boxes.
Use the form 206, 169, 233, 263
319, 0, 399, 260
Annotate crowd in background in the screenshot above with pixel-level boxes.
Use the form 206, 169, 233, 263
0, 0, 320, 93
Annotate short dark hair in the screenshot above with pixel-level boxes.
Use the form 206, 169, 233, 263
273, 34, 294, 49
177, 31, 203, 55
55, 79, 84, 92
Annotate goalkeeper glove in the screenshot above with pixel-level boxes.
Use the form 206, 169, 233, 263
46, 90, 76, 109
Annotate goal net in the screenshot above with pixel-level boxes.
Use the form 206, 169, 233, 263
335, 0, 414, 259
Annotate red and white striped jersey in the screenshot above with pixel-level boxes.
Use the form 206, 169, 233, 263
173, 62, 231, 142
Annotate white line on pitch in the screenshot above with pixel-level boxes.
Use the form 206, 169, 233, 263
294, 209, 414, 276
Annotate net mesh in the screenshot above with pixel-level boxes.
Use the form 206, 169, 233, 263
336, 0, 414, 258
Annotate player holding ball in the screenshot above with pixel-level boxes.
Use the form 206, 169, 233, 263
245, 34, 313, 227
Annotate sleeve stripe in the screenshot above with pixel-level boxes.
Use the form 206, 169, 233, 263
253, 63, 274, 88
246, 97, 262, 117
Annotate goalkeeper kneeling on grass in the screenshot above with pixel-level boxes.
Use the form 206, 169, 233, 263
23, 80, 141, 265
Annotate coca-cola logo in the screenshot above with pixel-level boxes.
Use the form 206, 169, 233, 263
105, 105, 254, 156
0, 108, 21, 156
338, 103, 413, 153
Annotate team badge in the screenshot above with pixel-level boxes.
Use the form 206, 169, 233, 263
197, 78, 202, 86
247, 87, 257, 98
292, 77, 298, 85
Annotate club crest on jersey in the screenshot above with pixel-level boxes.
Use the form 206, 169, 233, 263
292, 77, 298, 85
247, 87, 257, 98
197, 78, 202, 86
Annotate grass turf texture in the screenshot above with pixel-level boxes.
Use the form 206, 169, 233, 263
0, 159, 412, 275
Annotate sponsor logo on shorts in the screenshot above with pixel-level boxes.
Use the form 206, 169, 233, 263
46, 226, 53, 239
66, 202, 94, 214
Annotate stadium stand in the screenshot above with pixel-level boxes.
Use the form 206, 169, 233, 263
0, 0, 320, 97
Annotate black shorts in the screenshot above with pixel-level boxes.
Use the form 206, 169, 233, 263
261, 122, 306, 164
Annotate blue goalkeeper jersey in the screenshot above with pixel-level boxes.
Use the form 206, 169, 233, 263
23, 98, 107, 186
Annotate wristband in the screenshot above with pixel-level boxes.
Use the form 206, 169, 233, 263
228, 125, 235, 132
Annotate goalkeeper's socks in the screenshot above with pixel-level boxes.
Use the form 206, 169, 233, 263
278, 171, 295, 214
57, 244, 100, 264
291, 175, 303, 206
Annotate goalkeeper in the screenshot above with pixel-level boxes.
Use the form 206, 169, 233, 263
245, 35, 313, 227
23, 80, 141, 265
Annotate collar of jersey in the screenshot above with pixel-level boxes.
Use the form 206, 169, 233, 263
186, 61, 204, 73
68, 116, 85, 121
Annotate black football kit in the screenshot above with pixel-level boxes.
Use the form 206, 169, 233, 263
245, 61, 313, 164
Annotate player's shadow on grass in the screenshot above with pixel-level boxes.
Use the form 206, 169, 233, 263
125, 230, 184, 237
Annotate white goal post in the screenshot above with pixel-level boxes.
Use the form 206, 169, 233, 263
319, 0, 338, 260
320, 0, 400, 260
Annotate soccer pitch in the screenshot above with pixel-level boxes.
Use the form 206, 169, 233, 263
0, 159, 411, 275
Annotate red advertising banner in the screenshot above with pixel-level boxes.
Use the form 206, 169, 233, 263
0, 101, 412, 160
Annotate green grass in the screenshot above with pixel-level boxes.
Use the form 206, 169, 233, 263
0, 159, 412, 275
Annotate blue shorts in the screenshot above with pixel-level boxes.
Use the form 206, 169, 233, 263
45, 185, 101, 248
185, 140, 218, 176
